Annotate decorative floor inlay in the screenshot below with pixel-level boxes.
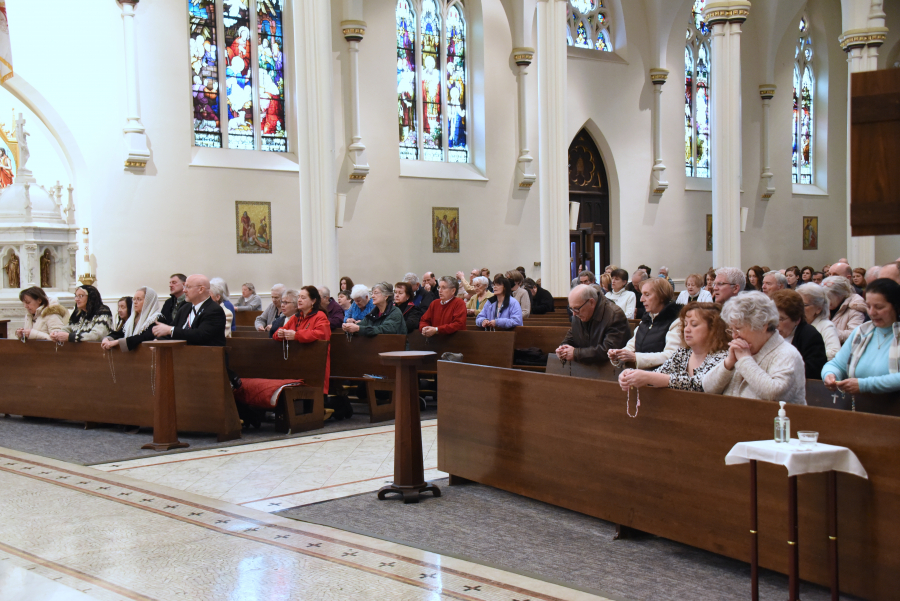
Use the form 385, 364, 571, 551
0, 450, 610, 601
93, 420, 446, 511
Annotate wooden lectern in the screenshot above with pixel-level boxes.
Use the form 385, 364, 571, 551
851, 68, 900, 236
142, 340, 189, 451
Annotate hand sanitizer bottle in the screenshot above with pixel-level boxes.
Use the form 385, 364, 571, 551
774, 401, 790, 443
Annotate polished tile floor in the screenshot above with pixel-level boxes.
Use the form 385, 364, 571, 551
93, 420, 445, 512
0, 424, 611, 600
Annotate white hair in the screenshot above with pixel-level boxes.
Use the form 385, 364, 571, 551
209, 282, 225, 302
716, 267, 747, 291
282, 288, 299, 303
404, 272, 419, 284
721, 291, 779, 333
822, 276, 853, 302
350, 284, 370, 300
866, 266, 881, 281
796, 283, 828, 316
209, 277, 229, 297
242, 282, 256, 293
659, 266, 669, 273
763, 271, 787, 288
570, 283, 598, 303
473, 276, 489, 287
318, 285, 331, 298
271, 283, 285, 294
371, 282, 394, 300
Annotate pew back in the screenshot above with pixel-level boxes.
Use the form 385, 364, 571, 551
0, 340, 241, 441
545, 353, 618, 380
408, 330, 515, 369
437, 362, 900, 600
512, 326, 569, 355
233, 311, 262, 327
226, 338, 328, 391
805, 379, 900, 416
329, 334, 407, 379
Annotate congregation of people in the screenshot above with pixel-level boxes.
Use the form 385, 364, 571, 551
12, 257, 900, 420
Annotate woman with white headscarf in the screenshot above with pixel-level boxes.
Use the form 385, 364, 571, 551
100, 286, 165, 351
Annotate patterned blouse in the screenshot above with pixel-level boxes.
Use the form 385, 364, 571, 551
652, 347, 728, 392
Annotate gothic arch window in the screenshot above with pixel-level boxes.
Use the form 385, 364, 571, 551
397, 0, 469, 162
566, 0, 612, 52
685, 0, 710, 178
189, 0, 288, 152
792, 13, 814, 184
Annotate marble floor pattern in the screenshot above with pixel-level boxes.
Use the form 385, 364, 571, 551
92, 420, 446, 513
0, 447, 611, 601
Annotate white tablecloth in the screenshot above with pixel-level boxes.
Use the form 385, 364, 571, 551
725, 439, 868, 479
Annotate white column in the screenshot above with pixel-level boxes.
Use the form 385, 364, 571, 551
342, 21, 369, 182
704, 2, 750, 269
118, 0, 150, 169
650, 68, 669, 196
759, 84, 775, 198
536, 0, 569, 296
513, 48, 536, 189
840, 25, 886, 267
295, 0, 338, 287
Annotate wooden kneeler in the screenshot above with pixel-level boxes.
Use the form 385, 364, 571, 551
275, 386, 324, 434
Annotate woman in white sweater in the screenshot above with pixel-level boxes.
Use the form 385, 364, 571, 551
15, 286, 67, 340
796, 283, 842, 360
605, 268, 635, 318
702, 291, 806, 404
675, 273, 714, 305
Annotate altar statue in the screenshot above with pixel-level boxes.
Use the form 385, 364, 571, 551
5, 252, 19, 289
40, 249, 52, 288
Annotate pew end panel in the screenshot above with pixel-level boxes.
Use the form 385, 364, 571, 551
436, 361, 900, 600
276, 386, 324, 434
329, 335, 406, 423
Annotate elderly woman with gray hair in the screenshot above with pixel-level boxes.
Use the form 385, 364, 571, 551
419, 275, 467, 337
821, 276, 867, 343
702, 291, 807, 404
235, 282, 262, 311
209, 282, 233, 337
345, 284, 374, 323
796, 283, 842, 360
466, 276, 494, 316
343, 282, 407, 336
101, 286, 165, 351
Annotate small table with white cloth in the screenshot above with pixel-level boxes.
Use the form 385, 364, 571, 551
725, 439, 868, 601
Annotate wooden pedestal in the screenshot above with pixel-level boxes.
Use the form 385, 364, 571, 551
141, 340, 189, 451
376, 351, 440, 504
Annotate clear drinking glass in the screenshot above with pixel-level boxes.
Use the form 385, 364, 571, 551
798, 431, 818, 450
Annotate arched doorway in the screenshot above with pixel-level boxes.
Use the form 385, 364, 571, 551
568, 129, 610, 280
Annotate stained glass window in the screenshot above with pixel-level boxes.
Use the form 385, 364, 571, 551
566, 0, 612, 52
792, 14, 814, 184
396, 0, 469, 163
685, 0, 710, 178
188, 0, 288, 152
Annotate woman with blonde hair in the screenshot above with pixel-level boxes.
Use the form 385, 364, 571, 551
676, 274, 713, 304
609, 278, 682, 370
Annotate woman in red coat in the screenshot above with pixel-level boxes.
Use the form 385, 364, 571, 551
274, 286, 331, 393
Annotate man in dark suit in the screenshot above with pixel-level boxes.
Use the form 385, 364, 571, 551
160, 273, 188, 325
153, 274, 226, 347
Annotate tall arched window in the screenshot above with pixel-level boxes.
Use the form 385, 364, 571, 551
396, 0, 469, 163
792, 14, 814, 184
685, 0, 710, 178
189, 0, 288, 152
565, 0, 612, 52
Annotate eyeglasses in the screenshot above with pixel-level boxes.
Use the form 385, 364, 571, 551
571, 299, 593, 315
725, 327, 745, 337
712, 282, 732, 288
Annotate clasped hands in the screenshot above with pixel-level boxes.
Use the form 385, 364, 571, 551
555, 344, 575, 361
341, 322, 360, 334
14, 328, 30, 339
723, 339, 752, 370
275, 328, 296, 340
823, 373, 860, 394
49, 331, 68, 343
607, 348, 636, 364
421, 326, 438, 338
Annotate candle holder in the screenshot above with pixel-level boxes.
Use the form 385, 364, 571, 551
78, 273, 96, 286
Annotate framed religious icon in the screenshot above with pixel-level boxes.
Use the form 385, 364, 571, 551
803, 216, 818, 250
706, 214, 713, 252
236, 201, 272, 254
432, 207, 460, 253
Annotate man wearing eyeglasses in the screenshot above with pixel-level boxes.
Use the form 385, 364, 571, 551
555, 285, 629, 365
713, 267, 746, 304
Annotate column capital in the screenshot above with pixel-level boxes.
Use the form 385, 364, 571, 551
650, 68, 669, 85
341, 20, 367, 42
117, 0, 139, 8
703, 1, 750, 26
512, 47, 535, 66
839, 28, 887, 52
758, 84, 776, 99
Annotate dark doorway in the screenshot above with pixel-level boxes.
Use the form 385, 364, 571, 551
568, 129, 610, 281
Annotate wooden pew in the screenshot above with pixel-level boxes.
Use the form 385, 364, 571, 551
806, 379, 900, 417
407, 330, 515, 370
233, 310, 262, 327
545, 353, 619, 381
0, 340, 241, 441
232, 330, 270, 339
511, 326, 570, 372
437, 362, 900, 600
226, 338, 328, 433
329, 334, 407, 422
0, 319, 7, 338
553, 297, 568, 311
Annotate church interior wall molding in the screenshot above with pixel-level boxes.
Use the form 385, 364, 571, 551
117, 0, 150, 171
649, 67, 668, 196
342, 16, 370, 183
758, 84, 775, 199
512, 47, 536, 189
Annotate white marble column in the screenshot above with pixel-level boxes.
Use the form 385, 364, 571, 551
840, 19, 887, 267
118, 0, 150, 169
759, 84, 775, 198
342, 21, 369, 182
513, 48, 536, 189
536, 0, 569, 296
294, 0, 339, 287
704, 2, 750, 269
650, 68, 669, 196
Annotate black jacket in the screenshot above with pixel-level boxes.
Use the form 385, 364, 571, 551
531, 286, 555, 314
396, 300, 423, 333
791, 320, 827, 380
625, 282, 646, 320
413, 286, 436, 310
634, 301, 680, 354
108, 314, 169, 351
171, 297, 226, 347
161, 294, 186, 325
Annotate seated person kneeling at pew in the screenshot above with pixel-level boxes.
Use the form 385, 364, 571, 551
555, 284, 630, 364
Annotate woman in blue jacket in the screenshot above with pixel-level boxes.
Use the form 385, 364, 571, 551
476, 276, 523, 330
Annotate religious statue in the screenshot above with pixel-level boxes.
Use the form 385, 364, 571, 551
40, 249, 52, 288
5, 251, 19, 289
15, 113, 30, 173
